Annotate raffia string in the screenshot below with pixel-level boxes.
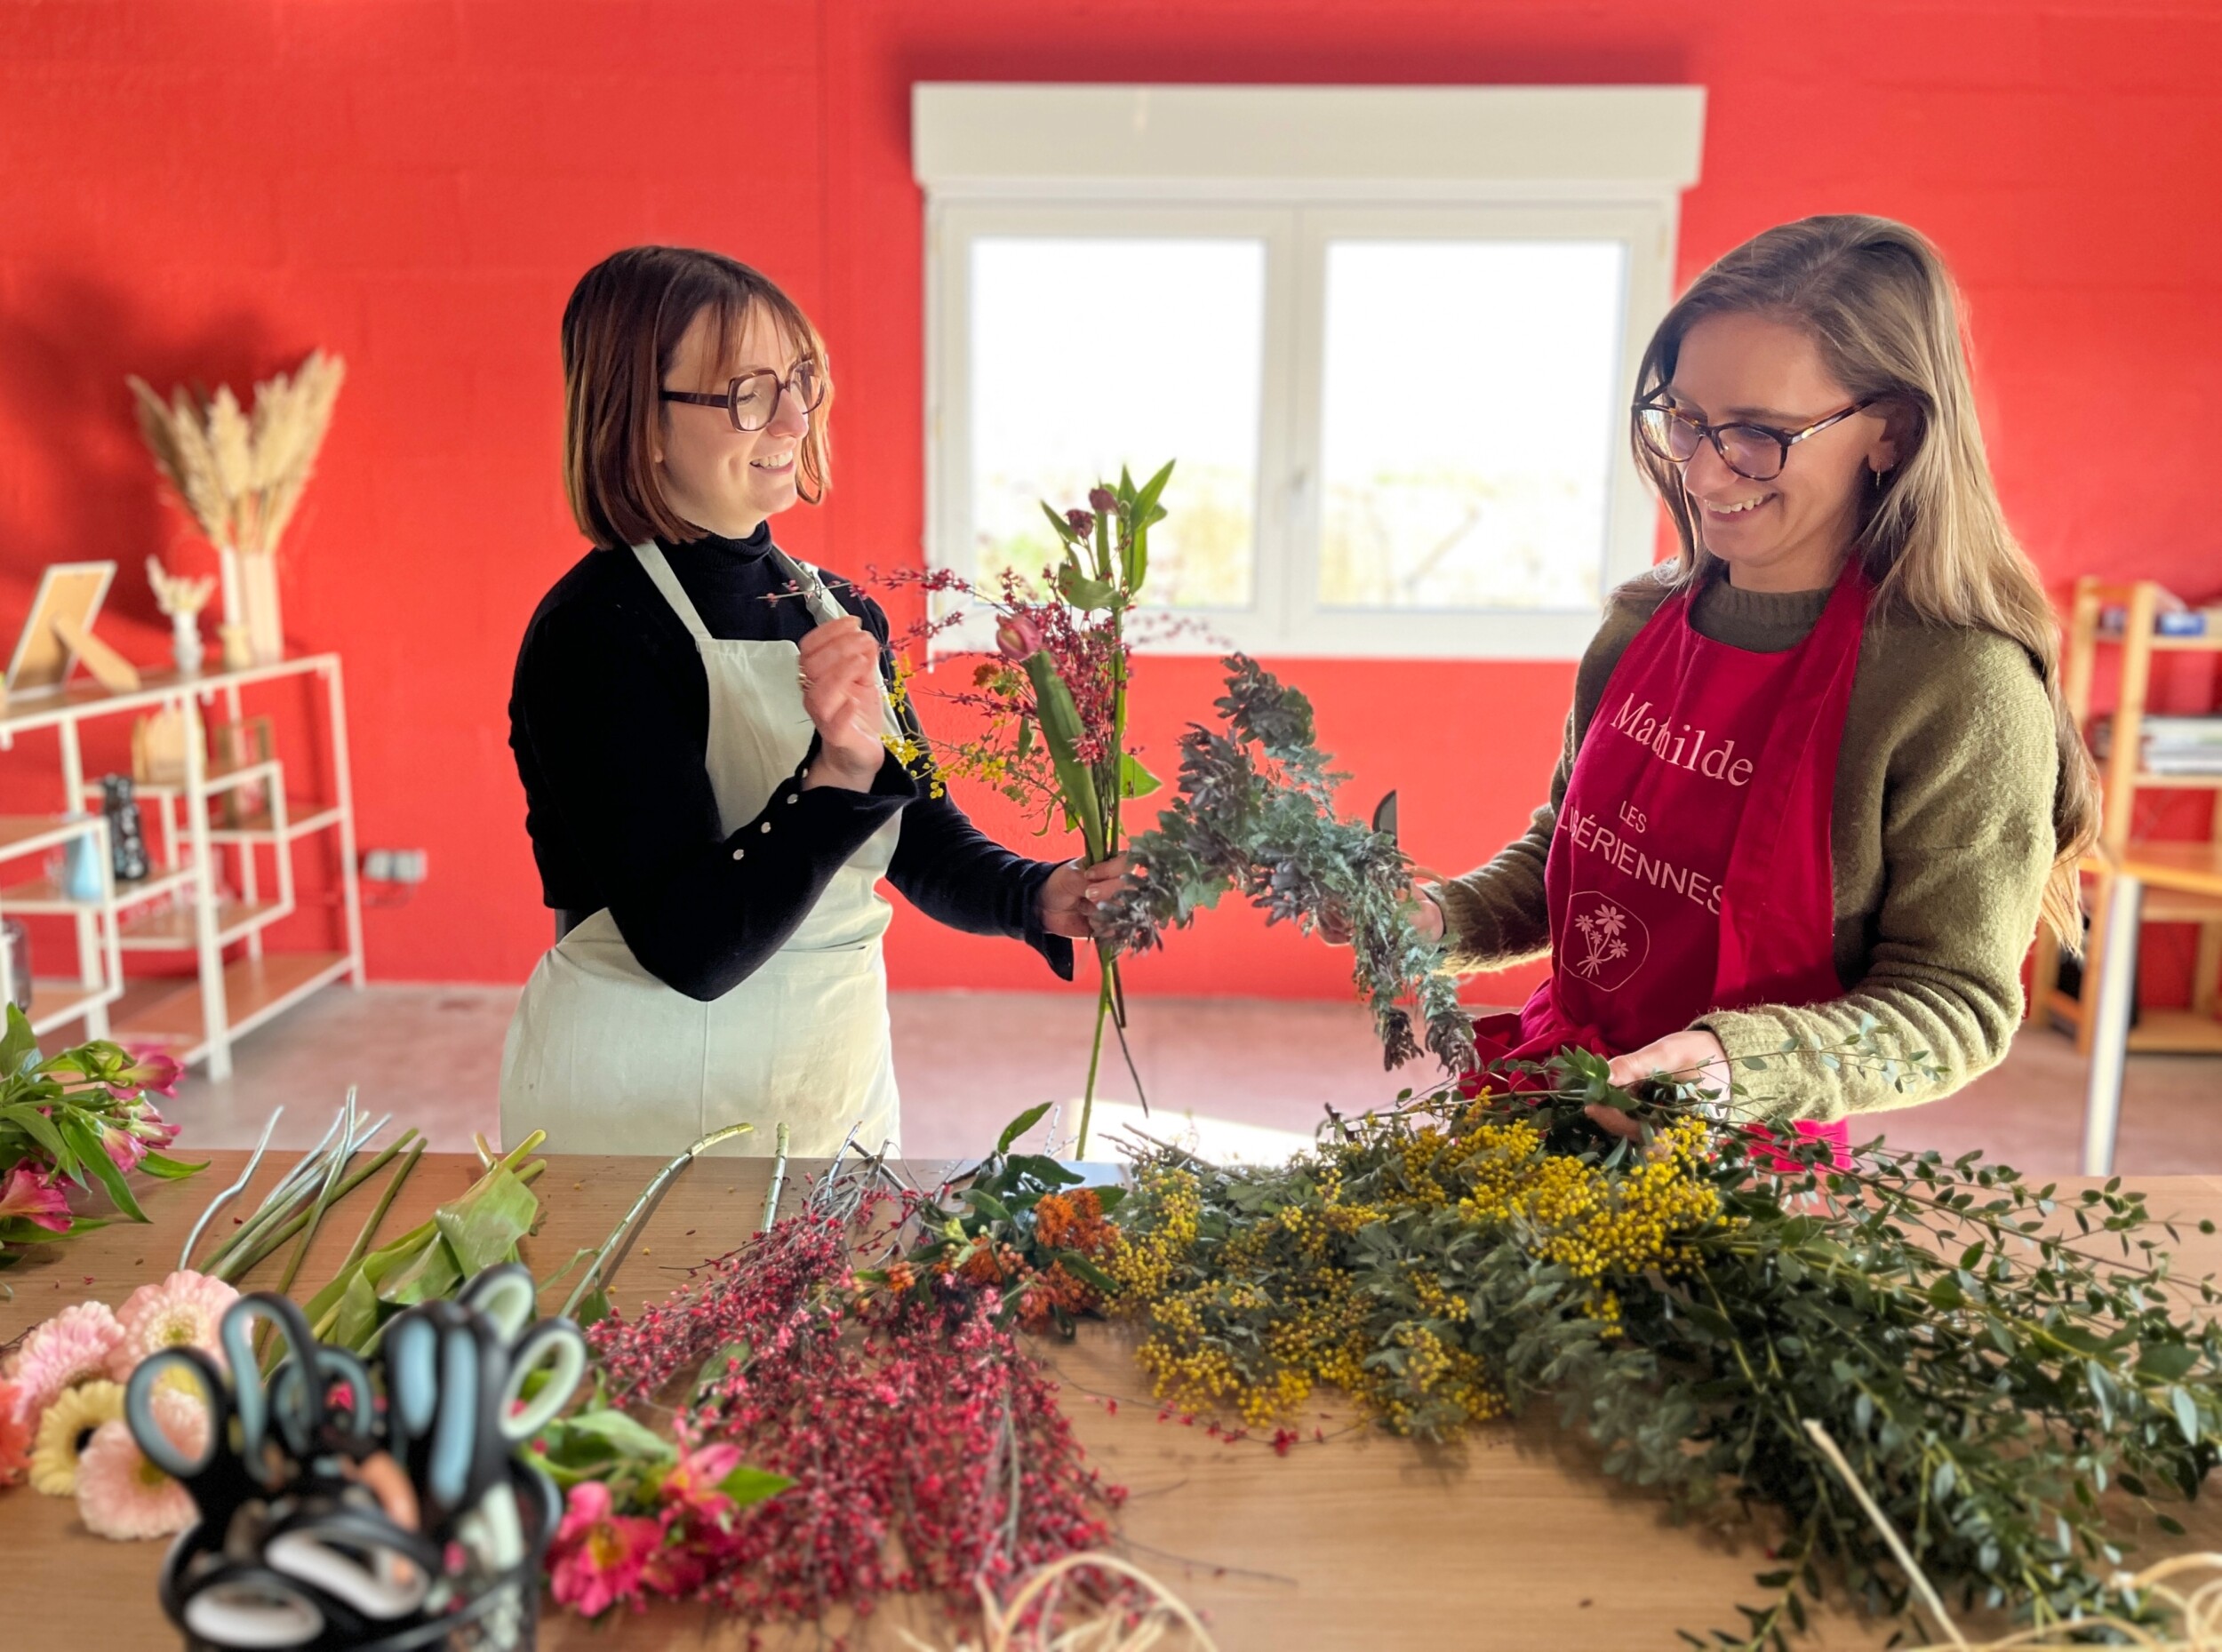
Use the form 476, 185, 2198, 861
899, 1552, 1219, 1652
1806, 1420, 2222, 1650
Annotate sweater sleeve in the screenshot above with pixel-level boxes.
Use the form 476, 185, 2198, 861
516, 601, 918, 1002
1695, 630, 2058, 1127
842, 589, 1075, 981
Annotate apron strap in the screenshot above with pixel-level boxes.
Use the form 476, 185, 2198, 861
630, 543, 715, 644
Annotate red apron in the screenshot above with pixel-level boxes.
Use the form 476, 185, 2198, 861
1468, 565, 1871, 1163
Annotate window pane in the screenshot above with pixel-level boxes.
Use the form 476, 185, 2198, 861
1316, 240, 1627, 611
970, 237, 1263, 609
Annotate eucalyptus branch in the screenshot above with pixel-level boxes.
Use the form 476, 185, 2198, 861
1096, 655, 1475, 1073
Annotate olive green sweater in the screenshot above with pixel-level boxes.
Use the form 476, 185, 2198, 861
1435, 570, 2058, 1126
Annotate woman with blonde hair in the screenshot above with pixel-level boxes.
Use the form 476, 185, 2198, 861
1405, 214, 2098, 1151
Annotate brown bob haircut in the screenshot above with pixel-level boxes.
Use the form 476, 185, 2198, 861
561, 245, 833, 549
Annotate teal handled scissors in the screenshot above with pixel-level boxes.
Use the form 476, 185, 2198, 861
381, 1265, 585, 1545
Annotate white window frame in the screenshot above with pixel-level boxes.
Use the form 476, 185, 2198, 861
916, 84, 1706, 660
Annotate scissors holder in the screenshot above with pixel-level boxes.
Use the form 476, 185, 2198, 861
130, 1272, 585, 1652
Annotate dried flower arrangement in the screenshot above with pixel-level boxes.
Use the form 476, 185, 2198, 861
127, 350, 345, 665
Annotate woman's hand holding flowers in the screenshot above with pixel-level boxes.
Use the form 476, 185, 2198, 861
1038, 854, 1133, 940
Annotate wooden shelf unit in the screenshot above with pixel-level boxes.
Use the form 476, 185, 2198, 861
2036, 579, 2222, 1052
0, 653, 364, 1079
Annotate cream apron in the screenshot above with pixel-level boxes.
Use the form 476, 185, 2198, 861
499, 542, 903, 1158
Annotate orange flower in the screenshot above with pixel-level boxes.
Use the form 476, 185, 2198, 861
1035, 1189, 1115, 1256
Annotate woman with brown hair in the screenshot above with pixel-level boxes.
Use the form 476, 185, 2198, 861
1406, 215, 2098, 1151
502, 246, 1120, 1156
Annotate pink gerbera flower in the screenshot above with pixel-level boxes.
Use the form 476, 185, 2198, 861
0, 1163, 72, 1233
10, 1299, 123, 1422
548, 1480, 659, 1616
0, 1379, 31, 1485
76, 1386, 205, 1540
109, 1271, 236, 1379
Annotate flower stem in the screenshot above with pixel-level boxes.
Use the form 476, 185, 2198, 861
563, 1121, 754, 1320
1077, 967, 1113, 1160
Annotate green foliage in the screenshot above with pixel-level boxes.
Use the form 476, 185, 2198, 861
1097, 656, 1475, 1073
302, 1143, 543, 1353
1114, 1038, 2222, 1650
0, 1006, 203, 1260
864, 1105, 1128, 1335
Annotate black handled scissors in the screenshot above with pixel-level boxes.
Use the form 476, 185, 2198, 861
127, 1292, 376, 1529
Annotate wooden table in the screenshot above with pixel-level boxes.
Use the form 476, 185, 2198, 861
2082, 842, 2222, 1175
6, 1151, 2222, 1649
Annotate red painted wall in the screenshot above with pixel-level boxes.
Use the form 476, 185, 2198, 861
1, 1, 2217, 1006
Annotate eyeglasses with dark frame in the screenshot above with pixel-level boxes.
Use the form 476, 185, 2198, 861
1633, 395, 1876, 483
659, 361, 827, 434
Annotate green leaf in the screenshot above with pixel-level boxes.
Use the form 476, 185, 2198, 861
2, 1104, 68, 1166
1055, 1249, 1121, 1296
2136, 1342, 2201, 1383
331, 1267, 385, 1352
377, 1233, 462, 1308
2158, 1513, 2188, 1536
1131, 458, 1176, 521
2171, 1385, 2202, 1446
715, 1464, 795, 1508
59, 1113, 146, 1224
965, 1188, 1013, 1224
996, 1103, 1052, 1156
432, 1165, 537, 1276
0, 1006, 39, 1077
1056, 563, 1115, 610
573, 1286, 612, 1329
1039, 499, 1079, 543
136, 1151, 207, 1181
562, 1408, 678, 1464
1021, 654, 1106, 861
1119, 753, 1161, 800
1004, 1153, 1082, 1187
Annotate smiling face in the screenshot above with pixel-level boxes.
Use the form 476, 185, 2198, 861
1662, 311, 1898, 592
653, 303, 816, 540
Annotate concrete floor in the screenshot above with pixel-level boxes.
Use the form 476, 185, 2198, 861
157, 984, 2222, 1175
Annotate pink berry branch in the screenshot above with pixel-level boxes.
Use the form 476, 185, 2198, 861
566, 1152, 1135, 1632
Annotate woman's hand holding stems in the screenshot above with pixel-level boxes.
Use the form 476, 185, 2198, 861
798, 615, 1132, 937
1320, 880, 1727, 1143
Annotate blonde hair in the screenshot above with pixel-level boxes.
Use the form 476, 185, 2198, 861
561, 246, 833, 550
1630, 214, 2098, 947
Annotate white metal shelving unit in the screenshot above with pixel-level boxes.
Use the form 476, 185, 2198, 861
0, 653, 365, 1079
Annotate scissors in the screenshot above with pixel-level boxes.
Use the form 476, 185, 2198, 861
127, 1292, 376, 1529
381, 1265, 585, 1549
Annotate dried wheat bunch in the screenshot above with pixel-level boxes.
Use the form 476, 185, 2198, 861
128, 350, 346, 558
145, 555, 217, 617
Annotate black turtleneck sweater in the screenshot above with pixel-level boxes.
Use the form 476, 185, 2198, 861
508, 525, 1073, 1001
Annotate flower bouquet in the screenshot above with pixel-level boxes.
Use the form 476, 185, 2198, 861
889, 463, 1176, 1156
0, 1007, 195, 1270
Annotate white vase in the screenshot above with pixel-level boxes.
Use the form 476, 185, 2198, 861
171, 611, 204, 675
238, 552, 284, 665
